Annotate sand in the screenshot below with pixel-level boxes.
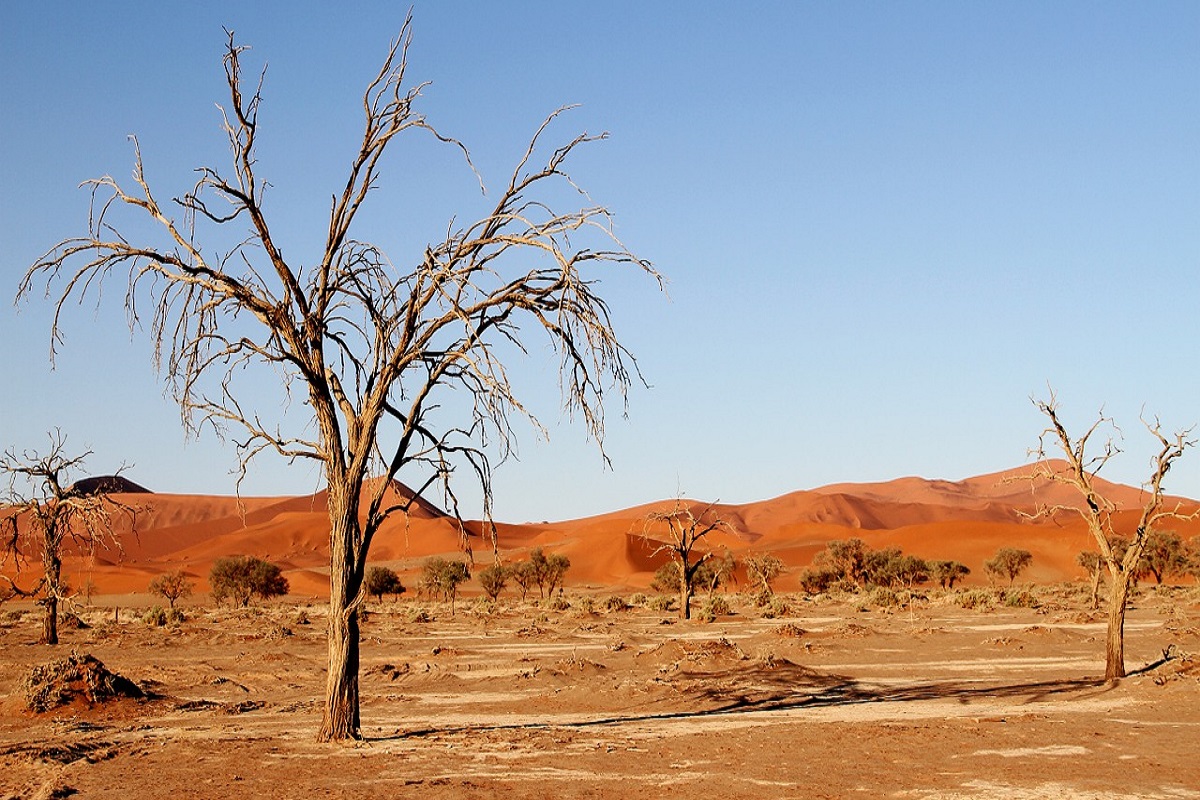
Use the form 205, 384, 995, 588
2, 587, 1198, 799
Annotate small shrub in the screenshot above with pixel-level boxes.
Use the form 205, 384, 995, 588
759, 595, 790, 619
649, 595, 675, 612
603, 595, 629, 613
702, 594, 731, 621
293, 608, 311, 626
407, 608, 434, 623
1003, 589, 1040, 609
142, 606, 168, 627
955, 589, 996, 611
629, 592, 648, 607
868, 586, 901, 608
549, 592, 571, 611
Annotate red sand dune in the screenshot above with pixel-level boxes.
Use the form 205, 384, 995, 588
4, 464, 1198, 598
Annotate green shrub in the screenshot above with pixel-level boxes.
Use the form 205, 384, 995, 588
701, 594, 731, 621
955, 589, 996, 610
649, 595, 675, 612
1002, 589, 1040, 609
575, 596, 595, 614
142, 606, 168, 627
603, 595, 629, 613
868, 586, 901, 608
629, 593, 648, 607
549, 592, 570, 611
759, 595, 790, 619
210, 556, 290, 607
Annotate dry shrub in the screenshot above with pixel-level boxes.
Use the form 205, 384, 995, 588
22, 651, 144, 712
775, 622, 807, 638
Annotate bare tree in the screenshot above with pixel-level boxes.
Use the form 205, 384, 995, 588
18, 18, 656, 741
1026, 394, 1195, 680
640, 500, 735, 620
1, 433, 135, 644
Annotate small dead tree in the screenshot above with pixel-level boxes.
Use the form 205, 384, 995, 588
19, 17, 656, 741
1026, 394, 1195, 680
640, 500, 735, 620
1, 433, 135, 644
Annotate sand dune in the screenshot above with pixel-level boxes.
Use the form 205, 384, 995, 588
4, 465, 1198, 598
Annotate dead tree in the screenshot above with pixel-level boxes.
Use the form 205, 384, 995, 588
640, 501, 734, 620
1027, 394, 1195, 680
18, 17, 657, 741
1, 433, 135, 644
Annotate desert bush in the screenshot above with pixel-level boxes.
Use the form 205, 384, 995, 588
798, 566, 839, 595
868, 586, 901, 608
984, 547, 1033, 586
148, 570, 194, 610
477, 562, 509, 601
365, 566, 406, 602
407, 607, 434, 623
209, 556, 290, 607
142, 605, 168, 627
701, 593, 731, 621
929, 560, 971, 589
759, 594, 791, 619
548, 591, 570, 611
1002, 588, 1040, 609
651, 560, 682, 595
293, 608, 312, 626
629, 592, 648, 607
575, 596, 595, 614
419, 558, 470, 609
745, 553, 785, 597
649, 594, 675, 613
603, 595, 629, 613
955, 589, 997, 611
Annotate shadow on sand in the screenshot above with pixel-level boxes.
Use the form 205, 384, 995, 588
383, 655, 1147, 742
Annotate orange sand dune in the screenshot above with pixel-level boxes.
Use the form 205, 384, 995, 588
4, 466, 1198, 598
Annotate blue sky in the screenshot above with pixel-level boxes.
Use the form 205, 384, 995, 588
2, 2, 1197, 521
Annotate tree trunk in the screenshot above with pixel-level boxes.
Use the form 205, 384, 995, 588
679, 570, 692, 621
1104, 570, 1131, 681
318, 500, 364, 742
1089, 566, 1102, 611
41, 550, 61, 645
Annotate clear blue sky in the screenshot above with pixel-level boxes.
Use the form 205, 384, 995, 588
2, 2, 1197, 521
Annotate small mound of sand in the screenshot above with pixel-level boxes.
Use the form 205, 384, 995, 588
22, 651, 144, 712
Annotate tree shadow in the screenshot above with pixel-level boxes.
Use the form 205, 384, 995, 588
380, 658, 1114, 742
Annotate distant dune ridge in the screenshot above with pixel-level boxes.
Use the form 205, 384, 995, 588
5, 464, 1198, 596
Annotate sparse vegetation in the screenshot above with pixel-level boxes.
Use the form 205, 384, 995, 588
477, 563, 509, 601
420, 558, 470, 612
209, 556, 290, 608
984, 547, 1033, 586
148, 570, 194, 610
745, 553, 785, 603
365, 566, 406, 603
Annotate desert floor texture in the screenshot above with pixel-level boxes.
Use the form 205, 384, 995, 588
2, 588, 1198, 800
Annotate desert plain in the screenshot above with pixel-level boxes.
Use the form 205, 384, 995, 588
3, 465, 1200, 799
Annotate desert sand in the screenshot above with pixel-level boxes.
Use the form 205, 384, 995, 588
2, 589, 1199, 799
2, 465, 1199, 799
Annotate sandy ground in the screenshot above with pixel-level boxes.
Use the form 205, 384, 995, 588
2, 587, 1199, 800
